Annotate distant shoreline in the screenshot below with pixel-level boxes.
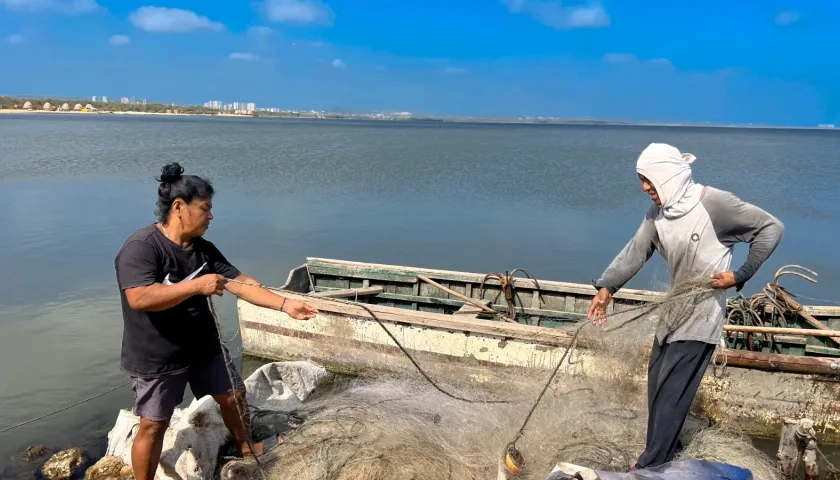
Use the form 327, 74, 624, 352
0, 108, 837, 132
0, 109, 243, 118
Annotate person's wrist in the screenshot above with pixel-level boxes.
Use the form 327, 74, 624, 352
186, 278, 203, 295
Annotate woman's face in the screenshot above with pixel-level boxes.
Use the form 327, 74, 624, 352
172, 196, 213, 237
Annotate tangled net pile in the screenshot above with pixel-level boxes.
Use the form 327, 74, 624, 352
255, 276, 780, 480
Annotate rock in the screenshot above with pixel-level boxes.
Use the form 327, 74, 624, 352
119, 465, 135, 479
41, 447, 86, 480
85, 455, 130, 480
23, 445, 52, 462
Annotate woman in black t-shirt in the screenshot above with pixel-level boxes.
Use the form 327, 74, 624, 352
114, 162, 317, 480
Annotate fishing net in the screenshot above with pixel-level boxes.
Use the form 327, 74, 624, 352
226, 276, 780, 480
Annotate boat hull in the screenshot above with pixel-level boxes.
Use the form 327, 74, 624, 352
237, 258, 840, 442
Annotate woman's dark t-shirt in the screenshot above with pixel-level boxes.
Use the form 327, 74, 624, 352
114, 224, 241, 377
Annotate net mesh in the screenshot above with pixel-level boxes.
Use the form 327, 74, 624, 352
229, 276, 780, 480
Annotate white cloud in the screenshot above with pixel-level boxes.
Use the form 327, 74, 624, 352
331, 58, 346, 68
603, 53, 672, 68
502, 0, 609, 29
7, 34, 24, 44
0, 0, 99, 14
128, 6, 224, 33
108, 34, 129, 46
648, 58, 672, 67
775, 11, 800, 26
444, 67, 469, 74
229, 52, 259, 61
247, 26, 274, 36
263, 0, 334, 25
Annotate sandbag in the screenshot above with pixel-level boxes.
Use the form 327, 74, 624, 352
103, 361, 328, 480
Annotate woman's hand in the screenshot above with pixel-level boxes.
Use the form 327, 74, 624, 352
587, 288, 612, 326
282, 299, 319, 320
193, 274, 226, 296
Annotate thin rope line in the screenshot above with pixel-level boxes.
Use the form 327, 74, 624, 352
225, 277, 710, 431
0, 381, 131, 434
208, 297, 267, 478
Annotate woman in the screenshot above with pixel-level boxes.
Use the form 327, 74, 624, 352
114, 162, 317, 480
587, 143, 783, 470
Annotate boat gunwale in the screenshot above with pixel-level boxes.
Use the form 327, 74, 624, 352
303, 257, 840, 317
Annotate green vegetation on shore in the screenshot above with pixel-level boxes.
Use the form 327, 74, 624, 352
0, 96, 222, 115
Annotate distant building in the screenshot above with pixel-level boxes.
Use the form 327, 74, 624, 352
42, 102, 52, 111
23, 101, 32, 110
74, 104, 83, 111
102, 96, 108, 103
61, 103, 70, 111
121, 97, 130, 104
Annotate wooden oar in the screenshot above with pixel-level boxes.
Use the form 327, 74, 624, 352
724, 324, 840, 337
417, 275, 517, 323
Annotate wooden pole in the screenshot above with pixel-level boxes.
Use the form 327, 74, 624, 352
417, 275, 517, 324
721, 349, 840, 375
775, 287, 840, 346
724, 324, 840, 337
777, 418, 799, 480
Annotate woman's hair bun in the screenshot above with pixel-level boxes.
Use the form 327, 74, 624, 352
158, 162, 184, 184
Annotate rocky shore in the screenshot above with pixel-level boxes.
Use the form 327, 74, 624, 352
15, 445, 133, 480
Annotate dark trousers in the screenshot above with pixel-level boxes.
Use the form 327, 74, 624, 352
635, 338, 716, 469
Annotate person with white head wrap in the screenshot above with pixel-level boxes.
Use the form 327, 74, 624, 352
587, 143, 785, 470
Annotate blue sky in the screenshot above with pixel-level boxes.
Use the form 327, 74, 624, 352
1, 0, 838, 125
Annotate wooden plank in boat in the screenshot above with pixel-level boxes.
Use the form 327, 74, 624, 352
805, 344, 840, 356
311, 286, 384, 299
454, 299, 492, 319
264, 290, 578, 346
313, 288, 586, 320
306, 258, 661, 302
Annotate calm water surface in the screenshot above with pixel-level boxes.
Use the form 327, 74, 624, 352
1, 114, 839, 475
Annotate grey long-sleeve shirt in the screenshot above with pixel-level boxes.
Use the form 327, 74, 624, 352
594, 186, 784, 345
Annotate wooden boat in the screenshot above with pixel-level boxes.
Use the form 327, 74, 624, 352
237, 258, 840, 441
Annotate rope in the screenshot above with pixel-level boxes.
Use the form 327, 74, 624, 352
207, 297, 267, 478
509, 304, 658, 446
817, 444, 840, 479
0, 311, 246, 435
226, 278, 510, 404
0, 381, 131, 434
225, 277, 712, 450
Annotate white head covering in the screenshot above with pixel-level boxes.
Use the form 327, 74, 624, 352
635, 143, 704, 219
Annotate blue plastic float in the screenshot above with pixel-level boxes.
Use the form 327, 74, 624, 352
547, 459, 755, 479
